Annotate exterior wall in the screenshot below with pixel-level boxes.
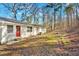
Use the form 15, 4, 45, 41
21, 25, 38, 37
0, 20, 47, 44
42, 28, 46, 33
38, 27, 46, 34
0, 24, 2, 43
32, 27, 38, 35
21, 25, 27, 38
0, 21, 21, 44
31, 27, 46, 35
1, 24, 16, 44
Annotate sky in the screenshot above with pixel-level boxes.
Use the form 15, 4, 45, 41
0, 4, 10, 18
0, 3, 47, 21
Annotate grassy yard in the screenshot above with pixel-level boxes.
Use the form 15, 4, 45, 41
0, 31, 79, 56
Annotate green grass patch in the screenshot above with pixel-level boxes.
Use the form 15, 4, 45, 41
60, 36, 71, 46
46, 33, 71, 46
47, 34, 59, 40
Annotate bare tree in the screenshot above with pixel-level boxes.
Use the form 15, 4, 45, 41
2, 3, 33, 20
2, 3, 19, 20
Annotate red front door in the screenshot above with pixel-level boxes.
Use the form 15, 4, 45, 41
16, 26, 21, 37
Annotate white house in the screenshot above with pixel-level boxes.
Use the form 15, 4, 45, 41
0, 17, 46, 44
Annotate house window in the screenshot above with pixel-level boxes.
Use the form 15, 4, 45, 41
27, 26, 32, 32
7, 25, 13, 33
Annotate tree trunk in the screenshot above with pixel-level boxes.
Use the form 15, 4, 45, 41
33, 14, 36, 24
75, 4, 79, 26
14, 12, 17, 20
59, 9, 62, 30
67, 14, 70, 29
70, 13, 73, 28
76, 5, 78, 20
53, 9, 56, 30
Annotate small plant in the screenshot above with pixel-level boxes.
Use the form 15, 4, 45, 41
47, 35, 58, 40
60, 36, 71, 46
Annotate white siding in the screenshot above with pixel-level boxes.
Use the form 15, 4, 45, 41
37, 27, 46, 34
32, 27, 38, 35
0, 21, 21, 44
21, 25, 27, 37
1, 25, 7, 44
1, 24, 16, 44
0, 19, 47, 44
0, 26, 2, 43
21, 26, 43, 37
21, 25, 33, 37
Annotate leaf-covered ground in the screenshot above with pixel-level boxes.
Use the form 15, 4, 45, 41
0, 28, 79, 56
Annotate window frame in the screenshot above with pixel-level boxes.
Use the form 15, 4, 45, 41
7, 25, 13, 33
27, 26, 32, 32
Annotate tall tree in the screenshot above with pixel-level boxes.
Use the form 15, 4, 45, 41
65, 4, 74, 29
2, 3, 18, 20
45, 3, 63, 31
2, 3, 33, 20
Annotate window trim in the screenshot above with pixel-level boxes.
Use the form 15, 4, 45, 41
7, 25, 13, 33
27, 26, 32, 32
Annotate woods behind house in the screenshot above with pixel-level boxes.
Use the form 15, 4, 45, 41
0, 3, 79, 32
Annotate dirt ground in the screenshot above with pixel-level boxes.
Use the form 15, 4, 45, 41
0, 30, 79, 56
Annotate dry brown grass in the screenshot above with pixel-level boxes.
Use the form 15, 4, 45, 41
0, 27, 79, 56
